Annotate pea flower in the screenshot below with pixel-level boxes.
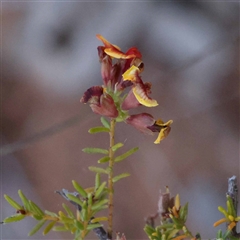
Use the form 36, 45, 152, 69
80, 86, 118, 118
80, 35, 173, 143
126, 113, 172, 144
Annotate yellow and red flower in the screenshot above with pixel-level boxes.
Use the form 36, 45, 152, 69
126, 113, 173, 144
80, 35, 173, 143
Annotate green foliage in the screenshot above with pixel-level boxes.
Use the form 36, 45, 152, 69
92, 199, 108, 211
2, 113, 160, 240
179, 203, 188, 223
82, 148, 109, 154
98, 156, 110, 163
112, 173, 130, 183
143, 190, 240, 240
226, 196, 236, 217
29, 200, 45, 216
53, 225, 68, 232
4, 195, 22, 210
45, 210, 58, 217
100, 117, 110, 129
94, 182, 107, 199
28, 219, 47, 236
87, 223, 102, 230
213, 194, 240, 240
72, 180, 88, 198
2, 186, 109, 238
18, 190, 31, 212
66, 194, 84, 208
3, 214, 26, 223
95, 173, 101, 190
91, 217, 108, 223
88, 127, 110, 134
88, 166, 109, 174
112, 143, 124, 151
144, 199, 193, 240
114, 147, 139, 162
43, 221, 57, 235
62, 203, 75, 218
3, 113, 239, 240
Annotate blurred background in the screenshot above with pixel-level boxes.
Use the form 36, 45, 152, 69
1, 1, 239, 239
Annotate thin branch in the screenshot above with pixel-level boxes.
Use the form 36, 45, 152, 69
107, 119, 116, 240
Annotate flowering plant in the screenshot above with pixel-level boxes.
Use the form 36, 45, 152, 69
1, 35, 239, 240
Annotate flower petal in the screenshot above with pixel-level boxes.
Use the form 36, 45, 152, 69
91, 93, 118, 118
101, 55, 112, 86
96, 35, 141, 60
96, 34, 121, 50
97, 46, 107, 60
121, 89, 141, 110
125, 47, 142, 59
126, 113, 155, 134
110, 62, 122, 88
154, 120, 173, 144
96, 34, 132, 59
105, 48, 135, 59
130, 58, 144, 72
80, 86, 118, 118
122, 65, 139, 81
132, 84, 158, 107
80, 86, 103, 104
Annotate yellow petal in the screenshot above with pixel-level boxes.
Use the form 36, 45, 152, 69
132, 86, 158, 107
156, 119, 173, 126
105, 48, 134, 59
154, 130, 165, 144
131, 58, 144, 73
155, 119, 164, 125
154, 121, 173, 144
96, 34, 121, 50
122, 65, 139, 81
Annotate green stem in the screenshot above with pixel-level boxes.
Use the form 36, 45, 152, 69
107, 119, 116, 239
